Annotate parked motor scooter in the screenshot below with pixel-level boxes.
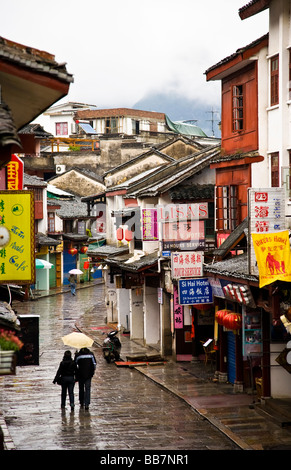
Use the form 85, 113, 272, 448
102, 330, 121, 363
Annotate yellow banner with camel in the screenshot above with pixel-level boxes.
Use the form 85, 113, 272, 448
251, 230, 291, 288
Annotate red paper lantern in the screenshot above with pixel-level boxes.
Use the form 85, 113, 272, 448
124, 229, 133, 242
80, 246, 88, 254
116, 227, 123, 241
83, 261, 89, 269
223, 312, 242, 330
68, 248, 78, 255
215, 309, 231, 325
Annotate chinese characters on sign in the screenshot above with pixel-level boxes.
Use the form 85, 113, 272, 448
6, 155, 24, 190
178, 278, 213, 305
251, 230, 291, 287
162, 220, 205, 251
171, 251, 203, 278
0, 191, 34, 284
142, 209, 158, 241
174, 285, 183, 329
248, 188, 286, 275
158, 203, 207, 250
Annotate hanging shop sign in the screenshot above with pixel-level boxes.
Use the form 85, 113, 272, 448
174, 284, 183, 328
208, 277, 225, 298
248, 188, 285, 276
0, 191, 34, 284
6, 155, 24, 190
251, 230, 291, 288
171, 251, 203, 279
142, 209, 158, 241
178, 278, 213, 305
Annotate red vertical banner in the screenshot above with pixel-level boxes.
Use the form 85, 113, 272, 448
174, 285, 183, 329
6, 154, 24, 190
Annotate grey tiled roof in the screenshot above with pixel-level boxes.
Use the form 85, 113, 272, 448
0, 36, 73, 84
0, 101, 22, 149
24, 173, 47, 187
204, 253, 258, 283
50, 197, 89, 219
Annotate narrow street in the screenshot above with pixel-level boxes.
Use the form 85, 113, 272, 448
0, 283, 239, 451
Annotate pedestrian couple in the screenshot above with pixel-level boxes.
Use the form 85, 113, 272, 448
53, 347, 96, 411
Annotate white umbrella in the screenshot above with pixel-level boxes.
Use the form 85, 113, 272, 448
61, 332, 94, 349
68, 268, 83, 275
36, 259, 54, 269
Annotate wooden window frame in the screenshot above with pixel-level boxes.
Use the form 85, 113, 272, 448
232, 84, 244, 132
55, 122, 68, 136
216, 185, 239, 231
270, 55, 279, 106
271, 152, 279, 187
48, 212, 55, 233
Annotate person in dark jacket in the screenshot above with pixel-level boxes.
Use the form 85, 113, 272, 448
75, 347, 96, 410
53, 350, 77, 411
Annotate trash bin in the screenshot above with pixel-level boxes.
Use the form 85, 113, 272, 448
17, 315, 40, 366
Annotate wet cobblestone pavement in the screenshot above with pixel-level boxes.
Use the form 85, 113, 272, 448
0, 283, 239, 451
1, 281, 291, 453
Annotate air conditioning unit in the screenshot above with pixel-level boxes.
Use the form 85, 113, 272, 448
56, 165, 66, 174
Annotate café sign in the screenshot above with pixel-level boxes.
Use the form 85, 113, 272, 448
0, 191, 34, 284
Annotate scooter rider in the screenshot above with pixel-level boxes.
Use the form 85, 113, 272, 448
75, 347, 96, 410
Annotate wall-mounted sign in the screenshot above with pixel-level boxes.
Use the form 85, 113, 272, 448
171, 251, 203, 279
248, 188, 286, 275
142, 208, 158, 241
178, 278, 213, 305
0, 191, 34, 284
157, 203, 208, 222
162, 220, 205, 251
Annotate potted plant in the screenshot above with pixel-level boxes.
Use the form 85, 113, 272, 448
0, 329, 23, 375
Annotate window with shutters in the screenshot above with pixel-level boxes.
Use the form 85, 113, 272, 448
55, 122, 68, 136
216, 185, 239, 231
48, 212, 55, 233
270, 55, 279, 106
232, 85, 244, 132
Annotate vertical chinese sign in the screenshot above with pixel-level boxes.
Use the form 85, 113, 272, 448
248, 188, 286, 276
0, 191, 35, 284
142, 208, 158, 241
6, 155, 24, 190
173, 285, 183, 329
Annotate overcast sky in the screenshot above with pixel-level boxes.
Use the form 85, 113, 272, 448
1, 0, 269, 110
